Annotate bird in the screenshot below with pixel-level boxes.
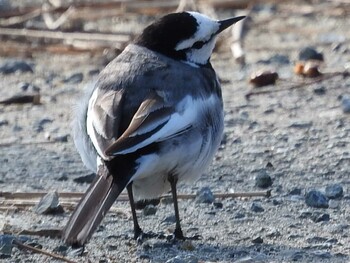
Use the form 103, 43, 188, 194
62, 11, 245, 246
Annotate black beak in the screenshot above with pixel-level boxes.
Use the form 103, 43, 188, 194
218, 16, 246, 34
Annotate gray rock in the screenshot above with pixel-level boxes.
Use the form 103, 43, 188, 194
305, 190, 329, 208
143, 205, 157, 216
325, 184, 343, 199
63, 72, 84, 84
196, 187, 214, 203
328, 199, 340, 209
0, 235, 30, 259
311, 212, 330, 223
289, 188, 302, 195
313, 86, 326, 95
251, 202, 264, 213
298, 46, 324, 61
19, 82, 40, 92
255, 170, 273, 188
341, 95, 350, 113
33, 118, 53, 133
251, 236, 263, 244
0, 60, 34, 74
35, 191, 64, 214
0, 119, 9, 127
289, 121, 313, 129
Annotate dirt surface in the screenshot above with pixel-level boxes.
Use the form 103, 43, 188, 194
1, 1, 350, 262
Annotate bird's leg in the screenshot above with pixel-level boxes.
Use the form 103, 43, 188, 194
167, 174, 185, 240
126, 183, 143, 240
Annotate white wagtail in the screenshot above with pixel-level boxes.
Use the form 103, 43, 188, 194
63, 11, 245, 246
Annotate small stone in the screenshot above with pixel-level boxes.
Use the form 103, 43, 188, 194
305, 190, 329, 208
250, 202, 264, 213
143, 205, 157, 216
0, 235, 31, 258
313, 86, 326, 95
234, 212, 245, 219
255, 170, 272, 188
341, 95, 350, 113
0, 60, 34, 74
135, 198, 160, 209
251, 236, 263, 244
0, 119, 9, 127
325, 184, 343, 199
19, 82, 40, 92
52, 134, 69, 142
213, 202, 223, 209
35, 191, 64, 214
33, 118, 53, 133
63, 73, 83, 84
298, 47, 324, 61
73, 173, 95, 184
290, 251, 305, 261
289, 121, 313, 129
196, 187, 214, 204
311, 212, 330, 223
328, 199, 340, 209
289, 188, 302, 196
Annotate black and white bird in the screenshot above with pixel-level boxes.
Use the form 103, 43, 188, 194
63, 11, 245, 246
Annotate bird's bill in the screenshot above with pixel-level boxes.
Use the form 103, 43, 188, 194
217, 16, 246, 34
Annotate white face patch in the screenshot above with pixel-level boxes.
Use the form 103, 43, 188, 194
175, 12, 220, 51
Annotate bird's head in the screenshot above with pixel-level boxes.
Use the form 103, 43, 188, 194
134, 12, 245, 67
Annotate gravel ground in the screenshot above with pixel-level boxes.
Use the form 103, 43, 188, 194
1, 1, 350, 262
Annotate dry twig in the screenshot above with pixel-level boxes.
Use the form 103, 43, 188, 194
13, 239, 77, 263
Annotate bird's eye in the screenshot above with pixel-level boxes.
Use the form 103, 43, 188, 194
192, 41, 205, 49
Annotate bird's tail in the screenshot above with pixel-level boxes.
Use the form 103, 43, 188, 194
62, 169, 128, 246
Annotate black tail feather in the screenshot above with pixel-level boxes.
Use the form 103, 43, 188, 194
62, 172, 128, 246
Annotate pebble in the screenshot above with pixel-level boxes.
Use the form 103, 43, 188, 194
328, 199, 340, 209
289, 188, 302, 195
63, 72, 84, 84
341, 95, 350, 113
53, 245, 69, 254
165, 255, 198, 263
143, 205, 157, 216
305, 190, 329, 208
251, 236, 264, 244
33, 118, 53, 133
298, 46, 324, 61
325, 184, 343, 199
0, 119, 9, 127
0, 235, 30, 258
35, 191, 64, 214
19, 82, 40, 92
0, 60, 34, 74
255, 170, 273, 188
250, 202, 264, 213
289, 121, 313, 129
213, 202, 223, 209
313, 86, 326, 95
311, 212, 330, 223
196, 187, 214, 203
73, 173, 95, 184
